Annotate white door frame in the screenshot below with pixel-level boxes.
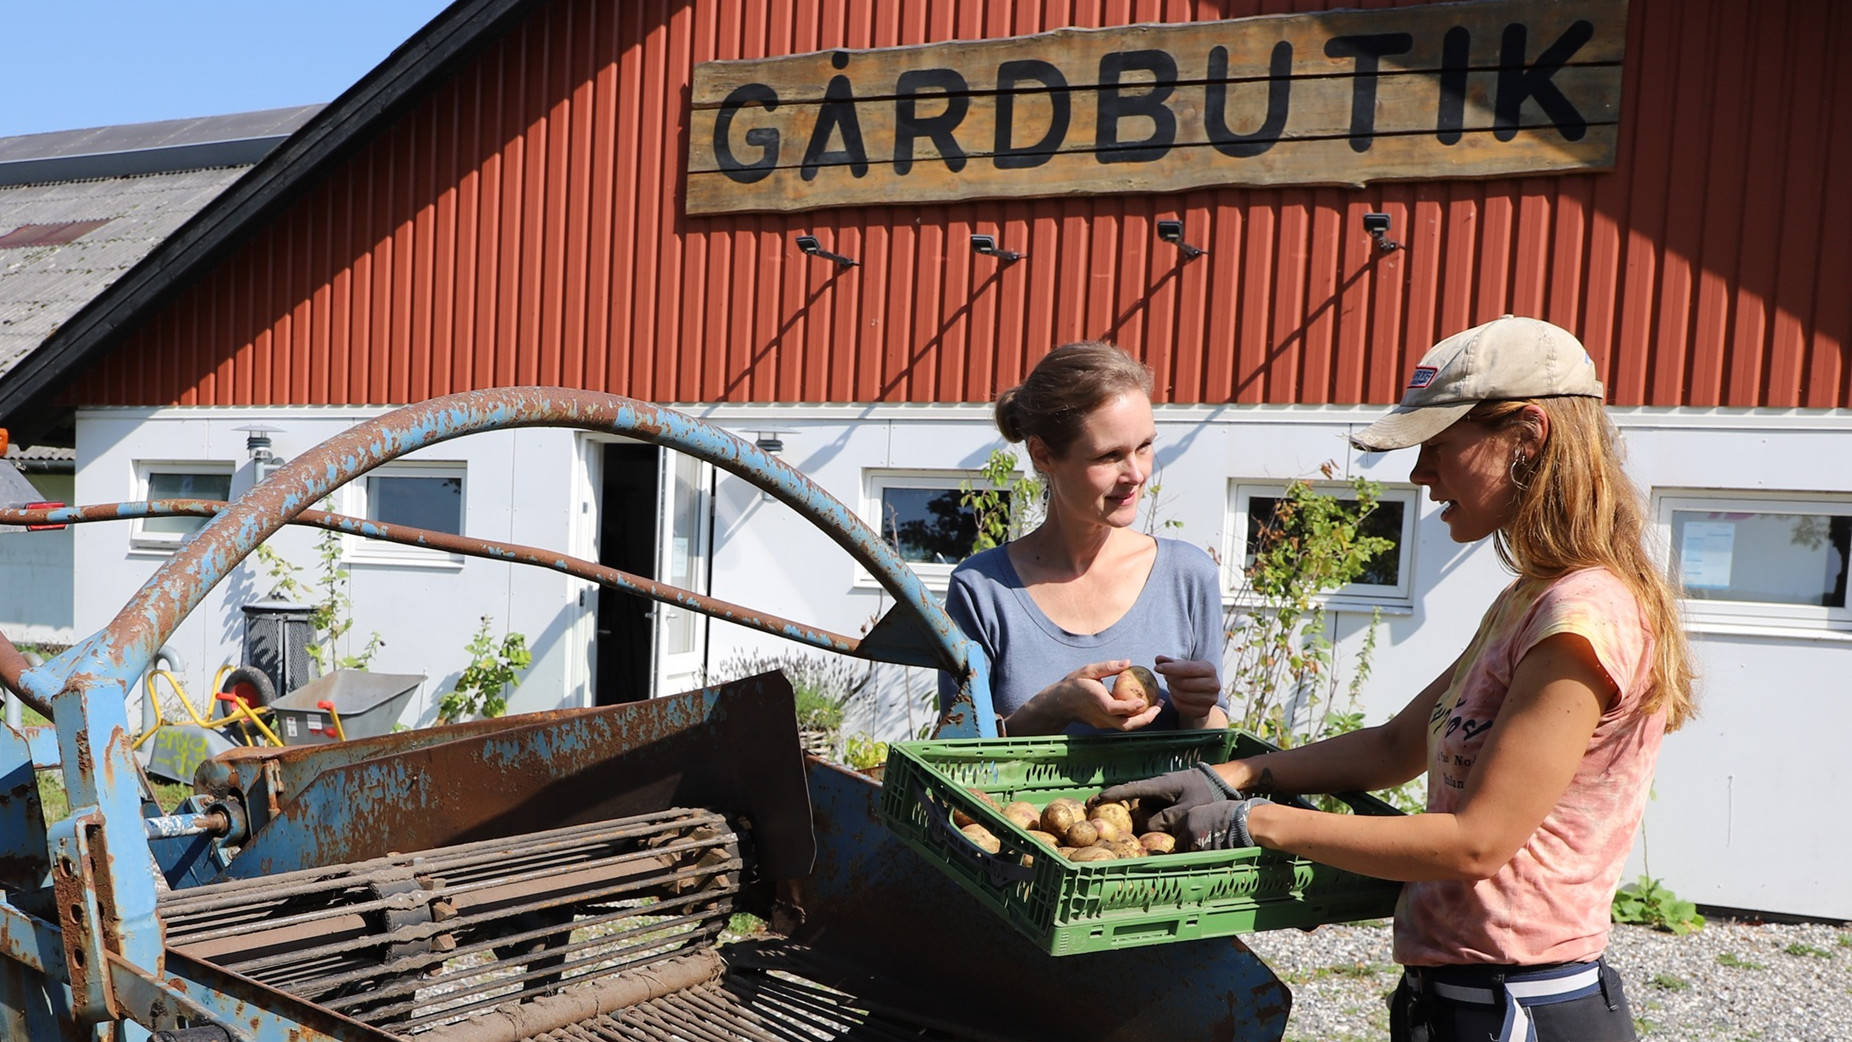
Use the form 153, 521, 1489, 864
651, 448, 714, 698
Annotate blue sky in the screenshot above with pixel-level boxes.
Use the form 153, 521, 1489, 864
2, 2, 456, 137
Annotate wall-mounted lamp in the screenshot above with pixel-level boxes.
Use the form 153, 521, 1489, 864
794, 234, 858, 268
750, 429, 796, 502
234, 423, 287, 483
969, 234, 1023, 263
1362, 212, 1403, 253
1156, 220, 1204, 259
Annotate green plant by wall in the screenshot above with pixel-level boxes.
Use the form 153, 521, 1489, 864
794, 687, 846, 732
843, 733, 889, 771
1142, 466, 1186, 536
959, 449, 1043, 555
1225, 463, 1395, 751
436, 615, 532, 724
710, 648, 872, 760
253, 504, 383, 673
1611, 875, 1705, 934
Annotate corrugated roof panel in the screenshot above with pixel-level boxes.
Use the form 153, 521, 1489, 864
53, 0, 1852, 411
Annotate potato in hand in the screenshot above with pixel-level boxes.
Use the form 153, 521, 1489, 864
1109, 664, 1162, 710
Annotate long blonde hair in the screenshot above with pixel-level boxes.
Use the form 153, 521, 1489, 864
1470, 397, 1696, 731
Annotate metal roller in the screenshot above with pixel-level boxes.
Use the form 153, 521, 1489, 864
159, 808, 742, 1036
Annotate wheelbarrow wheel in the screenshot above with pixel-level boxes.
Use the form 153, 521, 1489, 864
217, 667, 276, 717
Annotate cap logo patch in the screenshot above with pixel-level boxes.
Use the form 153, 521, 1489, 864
1407, 366, 1438, 389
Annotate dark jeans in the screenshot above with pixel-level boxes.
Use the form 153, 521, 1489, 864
1389, 959, 1637, 1042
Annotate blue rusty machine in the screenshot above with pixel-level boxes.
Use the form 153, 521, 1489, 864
0, 389, 1301, 1042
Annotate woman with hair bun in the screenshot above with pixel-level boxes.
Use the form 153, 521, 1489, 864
938, 340, 1229, 735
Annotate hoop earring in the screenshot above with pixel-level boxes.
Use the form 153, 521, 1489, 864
1510, 451, 1532, 491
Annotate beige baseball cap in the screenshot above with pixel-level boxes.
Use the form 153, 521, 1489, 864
1349, 315, 1605, 452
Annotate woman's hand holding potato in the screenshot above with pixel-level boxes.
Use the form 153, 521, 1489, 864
1006, 659, 1164, 734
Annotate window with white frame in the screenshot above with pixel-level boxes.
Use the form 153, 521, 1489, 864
1657, 492, 1852, 630
1227, 481, 1417, 606
347, 464, 466, 564
132, 465, 233, 549
865, 470, 998, 582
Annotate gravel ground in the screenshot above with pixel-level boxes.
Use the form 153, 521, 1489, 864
1250, 917, 1852, 1042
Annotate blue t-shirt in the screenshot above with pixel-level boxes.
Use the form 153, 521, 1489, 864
938, 537, 1227, 732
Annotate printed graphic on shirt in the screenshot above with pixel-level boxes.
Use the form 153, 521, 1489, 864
1430, 691, 1490, 791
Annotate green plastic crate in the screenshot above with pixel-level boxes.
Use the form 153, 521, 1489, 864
879, 729, 1404, 956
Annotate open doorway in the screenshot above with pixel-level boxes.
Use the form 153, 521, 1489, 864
595, 444, 656, 704
593, 443, 714, 705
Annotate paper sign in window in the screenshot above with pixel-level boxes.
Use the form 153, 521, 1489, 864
1679, 521, 1736, 590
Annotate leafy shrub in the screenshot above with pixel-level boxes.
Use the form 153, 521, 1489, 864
1611, 876, 1705, 935
844, 733, 890, 770
1225, 463, 1394, 750
436, 615, 532, 723
710, 648, 872, 760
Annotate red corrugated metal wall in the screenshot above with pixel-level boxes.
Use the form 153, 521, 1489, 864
68, 0, 1852, 410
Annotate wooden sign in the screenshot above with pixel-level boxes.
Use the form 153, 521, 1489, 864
685, 0, 1626, 215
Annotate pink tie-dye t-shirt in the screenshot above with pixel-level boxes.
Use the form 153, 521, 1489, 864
1394, 567, 1666, 967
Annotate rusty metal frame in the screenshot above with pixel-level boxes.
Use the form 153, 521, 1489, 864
0, 388, 998, 1040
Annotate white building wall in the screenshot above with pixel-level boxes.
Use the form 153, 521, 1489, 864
72, 407, 591, 731
64, 402, 1852, 919
0, 470, 75, 644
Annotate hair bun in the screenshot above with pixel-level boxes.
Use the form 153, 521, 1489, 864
993, 388, 1025, 443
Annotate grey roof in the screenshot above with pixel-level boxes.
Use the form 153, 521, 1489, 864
3, 442, 72, 463
0, 168, 248, 376
0, 106, 322, 186
0, 106, 322, 393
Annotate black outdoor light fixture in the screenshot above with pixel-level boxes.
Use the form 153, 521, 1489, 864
1156, 219, 1204, 259
234, 423, 287, 482
794, 234, 858, 268
969, 234, 1023, 263
1363, 212, 1403, 253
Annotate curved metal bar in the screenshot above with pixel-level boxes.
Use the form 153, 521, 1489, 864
0, 628, 48, 717
18, 389, 990, 726
1, 500, 864, 657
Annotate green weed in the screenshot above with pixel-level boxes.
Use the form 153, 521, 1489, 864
1715, 952, 1765, 970
1611, 876, 1704, 934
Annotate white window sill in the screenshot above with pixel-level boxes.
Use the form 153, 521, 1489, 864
1224, 595, 1414, 618
1683, 619, 1852, 643
346, 550, 466, 570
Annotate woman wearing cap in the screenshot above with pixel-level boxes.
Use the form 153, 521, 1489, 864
1105, 316, 1694, 1041
938, 340, 1229, 735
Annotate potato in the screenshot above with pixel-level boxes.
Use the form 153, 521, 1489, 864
1105, 838, 1146, 859
1057, 846, 1078, 858
1026, 829, 1061, 848
1070, 846, 1117, 862
1087, 799, 1136, 836
1063, 819, 1099, 848
1002, 801, 1040, 831
1087, 816, 1126, 845
1111, 664, 1161, 710
952, 788, 999, 829
1129, 800, 1153, 834
960, 823, 1001, 854
1040, 799, 1086, 837
1139, 832, 1177, 855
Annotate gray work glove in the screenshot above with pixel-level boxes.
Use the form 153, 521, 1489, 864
1099, 762, 1244, 834
1174, 796, 1273, 851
